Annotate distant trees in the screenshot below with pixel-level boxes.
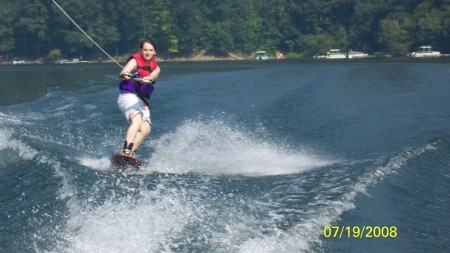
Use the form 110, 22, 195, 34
379, 18, 411, 56
0, 1, 15, 59
0, 0, 449, 60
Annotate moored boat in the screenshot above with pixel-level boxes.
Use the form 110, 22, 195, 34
326, 49, 346, 59
409, 46, 441, 57
255, 51, 269, 60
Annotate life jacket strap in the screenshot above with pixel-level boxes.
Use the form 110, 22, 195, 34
133, 81, 152, 109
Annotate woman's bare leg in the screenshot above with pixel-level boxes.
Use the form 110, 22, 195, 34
131, 122, 151, 152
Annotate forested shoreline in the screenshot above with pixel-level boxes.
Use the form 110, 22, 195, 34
1, 0, 449, 61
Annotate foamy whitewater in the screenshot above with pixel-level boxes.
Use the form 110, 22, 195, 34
1, 60, 449, 253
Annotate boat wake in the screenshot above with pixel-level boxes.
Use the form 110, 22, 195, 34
144, 119, 335, 176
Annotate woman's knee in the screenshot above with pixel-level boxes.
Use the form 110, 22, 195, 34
141, 122, 151, 136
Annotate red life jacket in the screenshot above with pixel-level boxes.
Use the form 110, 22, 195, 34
132, 53, 157, 77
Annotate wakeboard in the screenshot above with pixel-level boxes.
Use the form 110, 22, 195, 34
111, 153, 142, 169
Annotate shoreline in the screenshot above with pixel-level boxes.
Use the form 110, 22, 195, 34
2, 52, 450, 65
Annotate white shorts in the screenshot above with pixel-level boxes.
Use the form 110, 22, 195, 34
117, 93, 151, 125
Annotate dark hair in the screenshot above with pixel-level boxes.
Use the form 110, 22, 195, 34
140, 39, 157, 51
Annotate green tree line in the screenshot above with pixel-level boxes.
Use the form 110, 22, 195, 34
1, 0, 449, 61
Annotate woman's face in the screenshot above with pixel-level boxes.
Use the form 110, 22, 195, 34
140, 42, 156, 62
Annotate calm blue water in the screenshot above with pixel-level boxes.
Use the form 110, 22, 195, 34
0, 59, 449, 252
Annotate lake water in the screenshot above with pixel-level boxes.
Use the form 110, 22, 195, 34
0, 59, 449, 252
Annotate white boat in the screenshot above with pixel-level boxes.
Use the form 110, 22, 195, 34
410, 46, 441, 57
255, 51, 269, 60
347, 50, 368, 58
12, 60, 27, 65
326, 49, 346, 59
56, 58, 89, 64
